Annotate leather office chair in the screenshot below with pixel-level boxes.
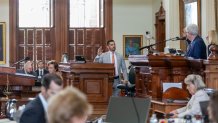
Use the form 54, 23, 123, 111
117, 66, 135, 97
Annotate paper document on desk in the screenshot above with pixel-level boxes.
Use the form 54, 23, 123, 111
173, 100, 188, 103
0, 119, 16, 123
163, 83, 182, 92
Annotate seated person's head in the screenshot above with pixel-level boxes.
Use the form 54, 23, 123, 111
184, 74, 206, 95
24, 60, 33, 73
48, 87, 92, 123
37, 60, 44, 69
47, 60, 59, 73
185, 24, 199, 40
208, 91, 218, 123
41, 73, 63, 100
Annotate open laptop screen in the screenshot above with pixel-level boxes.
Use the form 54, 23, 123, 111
105, 97, 151, 123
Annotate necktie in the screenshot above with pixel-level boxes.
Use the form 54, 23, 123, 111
112, 53, 115, 63
186, 43, 192, 56
40, 70, 42, 76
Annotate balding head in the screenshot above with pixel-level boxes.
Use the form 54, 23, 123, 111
24, 60, 33, 73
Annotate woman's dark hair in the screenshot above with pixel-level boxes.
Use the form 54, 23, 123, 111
47, 60, 59, 72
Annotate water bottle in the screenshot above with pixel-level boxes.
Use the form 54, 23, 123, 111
194, 115, 203, 123
61, 53, 68, 63
184, 115, 192, 123
150, 113, 158, 123
6, 99, 17, 120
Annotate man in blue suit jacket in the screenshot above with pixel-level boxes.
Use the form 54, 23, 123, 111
94, 40, 128, 96
20, 73, 63, 123
185, 24, 207, 59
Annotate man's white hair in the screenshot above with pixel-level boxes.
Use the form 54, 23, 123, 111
185, 24, 198, 36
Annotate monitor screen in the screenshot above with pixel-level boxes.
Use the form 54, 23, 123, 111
105, 97, 151, 123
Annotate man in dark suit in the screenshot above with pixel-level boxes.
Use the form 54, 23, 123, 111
185, 24, 207, 59
35, 60, 49, 82
16, 60, 37, 76
20, 73, 63, 123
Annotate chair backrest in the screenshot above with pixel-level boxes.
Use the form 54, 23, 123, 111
163, 87, 190, 100
128, 66, 135, 84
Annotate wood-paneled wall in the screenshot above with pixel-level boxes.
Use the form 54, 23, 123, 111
9, 0, 112, 68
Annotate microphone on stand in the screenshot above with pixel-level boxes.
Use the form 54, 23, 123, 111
139, 36, 180, 51
12, 57, 30, 66
139, 45, 154, 51
172, 36, 190, 45
175, 36, 186, 40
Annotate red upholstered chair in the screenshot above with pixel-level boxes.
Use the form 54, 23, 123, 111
162, 87, 190, 100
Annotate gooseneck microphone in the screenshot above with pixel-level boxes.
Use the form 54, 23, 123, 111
13, 57, 30, 66
176, 36, 186, 40
139, 37, 180, 50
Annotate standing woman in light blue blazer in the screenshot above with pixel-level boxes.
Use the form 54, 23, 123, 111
94, 40, 128, 97
170, 74, 209, 118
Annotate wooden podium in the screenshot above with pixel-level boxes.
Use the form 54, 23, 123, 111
129, 55, 191, 99
129, 55, 218, 115
59, 62, 114, 117
0, 67, 36, 115
0, 67, 36, 98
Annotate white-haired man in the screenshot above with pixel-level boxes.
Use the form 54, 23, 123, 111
185, 24, 207, 59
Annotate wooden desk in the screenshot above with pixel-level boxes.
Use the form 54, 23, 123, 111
151, 99, 187, 114
0, 66, 36, 99
59, 63, 114, 117
129, 55, 206, 99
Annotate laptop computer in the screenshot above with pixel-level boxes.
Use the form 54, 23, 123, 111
75, 55, 86, 63
105, 97, 151, 123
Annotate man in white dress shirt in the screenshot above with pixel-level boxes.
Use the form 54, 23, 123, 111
35, 60, 49, 82
94, 40, 128, 96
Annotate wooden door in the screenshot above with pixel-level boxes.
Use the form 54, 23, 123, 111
154, 3, 165, 52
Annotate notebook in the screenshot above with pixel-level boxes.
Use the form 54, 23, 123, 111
105, 97, 151, 123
